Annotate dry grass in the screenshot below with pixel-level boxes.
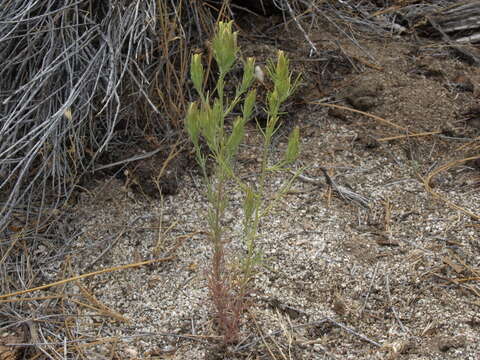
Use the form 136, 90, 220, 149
0, 0, 222, 233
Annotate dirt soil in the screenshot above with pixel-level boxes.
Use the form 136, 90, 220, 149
60, 18, 480, 359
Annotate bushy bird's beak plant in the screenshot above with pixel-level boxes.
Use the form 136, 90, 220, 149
185, 21, 301, 344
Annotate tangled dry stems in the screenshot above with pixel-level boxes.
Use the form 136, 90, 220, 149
0, 0, 218, 232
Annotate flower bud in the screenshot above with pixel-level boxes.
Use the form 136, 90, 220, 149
191, 53, 204, 94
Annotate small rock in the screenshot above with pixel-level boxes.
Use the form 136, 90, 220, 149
434, 335, 466, 352
344, 84, 383, 111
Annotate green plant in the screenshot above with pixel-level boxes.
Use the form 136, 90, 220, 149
185, 21, 301, 343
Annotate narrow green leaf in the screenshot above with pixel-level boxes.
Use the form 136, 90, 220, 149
284, 126, 300, 164
243, 89, 256, 121
240, 57, 255, 93
212, 98, 223, 127
199, 102, 217, 152
226, 116, 245, 159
